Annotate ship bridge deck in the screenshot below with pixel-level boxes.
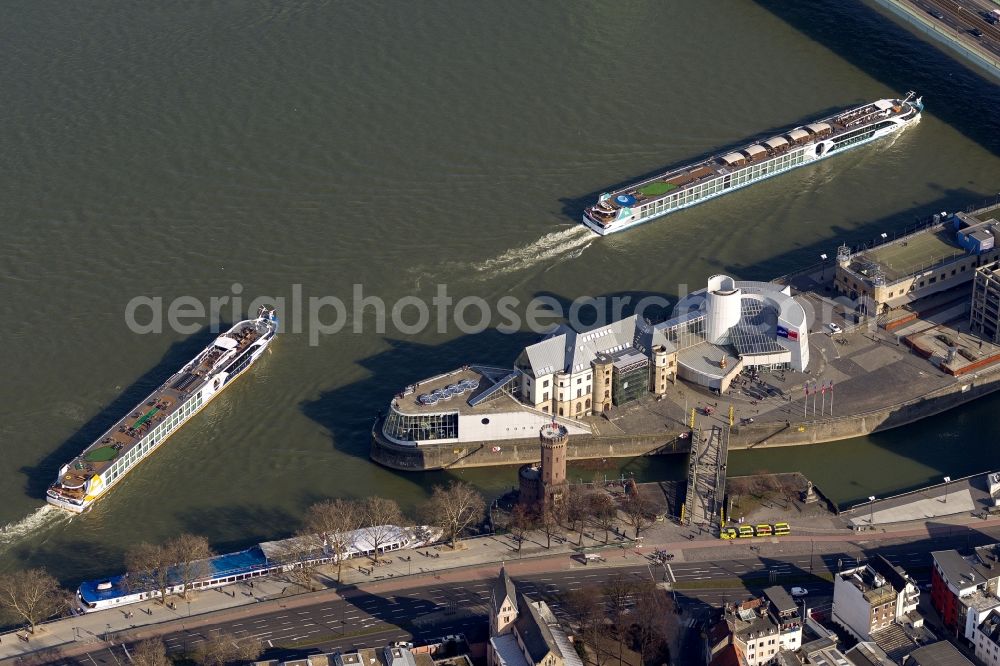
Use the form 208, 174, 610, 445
594, 97, 917, 213
52, 320, 266, 496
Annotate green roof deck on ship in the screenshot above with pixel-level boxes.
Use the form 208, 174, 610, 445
51, 320, 267, 496
594, 96, 917, 212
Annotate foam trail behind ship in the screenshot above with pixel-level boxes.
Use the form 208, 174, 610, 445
466, 226, 596, 281
0, 505, 72, 557
408, 225, 595, 287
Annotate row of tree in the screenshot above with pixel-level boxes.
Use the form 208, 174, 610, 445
0, 481, 487, 633
0, 479, 653, 634
508, 484, 658, 551
120, 481, 487, 605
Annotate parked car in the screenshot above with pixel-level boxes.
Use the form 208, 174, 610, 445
393, 642, 414, 649
828, 322, 843, 334
791, 586, 809, 597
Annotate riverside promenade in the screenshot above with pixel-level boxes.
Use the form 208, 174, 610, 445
5, 504, 1000, 664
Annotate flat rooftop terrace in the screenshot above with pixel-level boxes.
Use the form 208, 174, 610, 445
857, 228, 964, 282
396, 366, 521, 415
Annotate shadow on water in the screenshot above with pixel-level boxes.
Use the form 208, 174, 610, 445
301, 328, 537, 465
723, 186, 996, 280
300, 292, 693, 488
754, 0, 1000, 156
19, 326, 222, 501
304, 191, 1000, 506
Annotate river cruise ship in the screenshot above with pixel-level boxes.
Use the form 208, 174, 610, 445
46, 306, 278, 513
583, 93, 923, 235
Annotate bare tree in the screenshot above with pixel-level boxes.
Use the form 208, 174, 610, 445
633, 581, 674, 665
359, 496, 405, 563
0, 569, 69, 633
126, 533, 214, 604
604, 575, 638, 666
130, 638, 172, 666
173, 533, 215, 599
264, 535, 323, 592
620, 493, 656, 540
539, 505, 560, 549
303, 498, 361, 583
588, 492, 618, 543
566, 587, 610, 666
567, 487, 594, 545
125, 542, 173, 604
509, 503, 535, 552
192, 630, 262, 666
423, 481, 485, 549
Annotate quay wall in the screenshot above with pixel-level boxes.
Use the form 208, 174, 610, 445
370, 427, 690, 471
371, 366, 1000, 471
728, 366, 1000, 450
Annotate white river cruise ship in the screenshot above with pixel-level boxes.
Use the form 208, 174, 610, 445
583, 93, 923, 235
46, 306, 278, 513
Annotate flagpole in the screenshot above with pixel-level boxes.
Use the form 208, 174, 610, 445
804, 384, 808, 418
821, 383, 826, 416
830, 382, 834, 416
812, 382, 817, 416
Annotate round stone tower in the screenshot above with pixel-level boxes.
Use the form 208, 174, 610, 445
540, 422, 568, 488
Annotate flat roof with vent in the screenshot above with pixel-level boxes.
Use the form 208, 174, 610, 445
852, 228, 965, 282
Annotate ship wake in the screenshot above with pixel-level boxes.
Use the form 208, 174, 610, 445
475, 226, 595, 278
0, 505, 72, 555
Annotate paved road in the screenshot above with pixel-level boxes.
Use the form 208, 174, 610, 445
47, 529, 994, 666
907, 0, 1000, 60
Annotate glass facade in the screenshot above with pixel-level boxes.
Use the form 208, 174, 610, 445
728, 298, 785, 355
382, 407, 459, 445
831, 120, 896, 150
662, 314, 707, 351
612, 363, 648, 406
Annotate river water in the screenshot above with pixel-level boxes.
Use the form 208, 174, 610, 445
2, 0, 999, 582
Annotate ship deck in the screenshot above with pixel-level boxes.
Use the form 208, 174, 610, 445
52, 321, 265, 495
597, 98, 917, 210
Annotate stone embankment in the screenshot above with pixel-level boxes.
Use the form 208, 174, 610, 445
371, 368, 1000, 471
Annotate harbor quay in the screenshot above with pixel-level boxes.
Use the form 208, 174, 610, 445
371, 203, 1000, 472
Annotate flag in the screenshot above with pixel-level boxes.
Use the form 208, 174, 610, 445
777, 325, 789, 339
829, 381, 834, 392
821, 383, 826, 394
787, 329, 799, 341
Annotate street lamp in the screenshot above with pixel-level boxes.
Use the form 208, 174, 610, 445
944, 476, 951, 503
187, 601, 191, 617
820, 254, 828, 281
868, 495, 876, 525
